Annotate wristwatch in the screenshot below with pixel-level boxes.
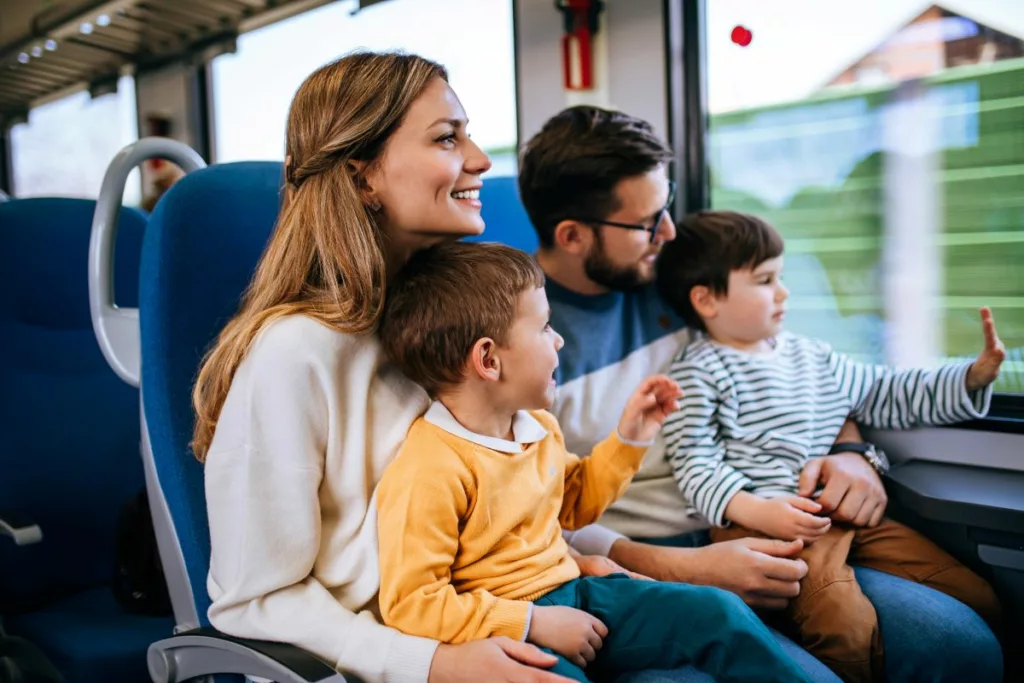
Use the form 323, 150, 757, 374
829, 441, 890, 476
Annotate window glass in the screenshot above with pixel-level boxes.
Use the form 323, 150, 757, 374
11, 75, 141, 204
707, 0, 1024, 393
212, 0, 517, 176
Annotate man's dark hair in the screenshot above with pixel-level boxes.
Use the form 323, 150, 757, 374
655, 210, 784, 331
518, 105, 673, 247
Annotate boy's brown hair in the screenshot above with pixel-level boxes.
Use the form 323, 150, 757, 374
655, 210, 784, 331
380, 241, 545, 396
518, 105, 673, 248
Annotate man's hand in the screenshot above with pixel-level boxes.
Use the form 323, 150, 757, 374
429, 638, 576, 683
798, 452, 886, 527
573, 552, 652, 581
608, 537, 808, 610
527, 605, 607, 669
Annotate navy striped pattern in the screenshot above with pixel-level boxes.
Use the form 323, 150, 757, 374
664, 332, 992, 526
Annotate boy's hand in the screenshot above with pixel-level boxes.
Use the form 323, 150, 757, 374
527, 605, 607, 669
617, 375, 683, 443
966, 307, 1006, 391
733, 495, 831, 545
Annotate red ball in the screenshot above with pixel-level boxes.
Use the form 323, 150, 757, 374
731, 25, 753, 47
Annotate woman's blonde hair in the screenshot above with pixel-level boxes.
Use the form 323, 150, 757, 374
191, 51, 447, 461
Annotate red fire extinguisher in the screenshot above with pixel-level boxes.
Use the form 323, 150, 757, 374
556, 0, 604, 91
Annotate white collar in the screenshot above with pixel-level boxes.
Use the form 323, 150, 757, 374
424, 401, 549, 454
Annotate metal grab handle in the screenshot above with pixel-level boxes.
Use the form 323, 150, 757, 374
89, 138, 206, 387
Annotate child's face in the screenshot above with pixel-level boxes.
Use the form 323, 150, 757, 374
498, 287, 565, 410
706, 256, 788, 346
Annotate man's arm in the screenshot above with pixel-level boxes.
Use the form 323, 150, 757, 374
607, 536, 807, 610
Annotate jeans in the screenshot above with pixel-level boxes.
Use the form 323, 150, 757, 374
614, 534, 1002, 683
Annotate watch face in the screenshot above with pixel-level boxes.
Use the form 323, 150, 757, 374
876, 449, 890, 469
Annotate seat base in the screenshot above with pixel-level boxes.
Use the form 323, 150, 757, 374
6, 586, 173, 683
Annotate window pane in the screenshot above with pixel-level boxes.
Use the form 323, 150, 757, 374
707, 0, 1024, 394
211, 0, 517, 176
10, 75, 141, 205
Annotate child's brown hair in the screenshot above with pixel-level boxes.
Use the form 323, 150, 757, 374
655, 210, 784, 331
380, 241, 545, 396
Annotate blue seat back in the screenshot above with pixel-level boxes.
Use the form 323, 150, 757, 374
471, 175, 539, 254
140, 163, 285, 625
0, 197, 147, 612
139, 165, 539, 625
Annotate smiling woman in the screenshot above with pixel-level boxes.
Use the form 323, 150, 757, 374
189, 51, 552, 683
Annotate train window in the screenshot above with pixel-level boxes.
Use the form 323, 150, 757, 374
211, 0, 517, 177
707, 0, 1024, 395
10, 75, 141, 204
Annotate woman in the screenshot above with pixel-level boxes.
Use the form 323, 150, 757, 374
192, 51, 587, 683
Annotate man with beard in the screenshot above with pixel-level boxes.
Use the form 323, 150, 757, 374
517, 105, 1004, 683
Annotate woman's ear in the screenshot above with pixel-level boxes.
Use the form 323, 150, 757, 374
552, 220, 594, 257
346, 159, 380, 211
690, 285, 719, 321
469, 337, 501, 382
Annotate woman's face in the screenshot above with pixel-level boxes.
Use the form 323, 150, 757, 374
366, 78, 492, 248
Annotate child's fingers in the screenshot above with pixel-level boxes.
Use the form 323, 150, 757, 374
786, 496, 822, 514
796, 510, 831, 528
800, 515, 832, 532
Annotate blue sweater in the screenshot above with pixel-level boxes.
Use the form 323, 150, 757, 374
545, 278, 699, 546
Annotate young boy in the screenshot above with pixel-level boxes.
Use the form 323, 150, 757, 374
374, 241, 816, 683
655, 210, 1004, 683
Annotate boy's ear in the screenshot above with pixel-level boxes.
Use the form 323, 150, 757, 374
552, 220, 595, 257
690, 285, 718, 320
469, 337, 501, 382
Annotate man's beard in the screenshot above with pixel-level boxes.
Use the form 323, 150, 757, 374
583, 233, 651, 291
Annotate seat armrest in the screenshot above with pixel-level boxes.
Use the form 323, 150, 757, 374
148, 627, 361, 683
0, 510, 42, 546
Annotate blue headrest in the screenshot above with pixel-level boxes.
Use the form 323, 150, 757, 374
0, 198, 143, 328
0, 197, 147, 611
471, 175, 538, 254
139, 162, 285, 624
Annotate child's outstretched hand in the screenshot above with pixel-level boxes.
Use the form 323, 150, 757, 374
966, 307, 1006, 391
617, 375, 682, 443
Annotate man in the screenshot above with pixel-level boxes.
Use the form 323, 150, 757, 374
518, 105, 1003, 683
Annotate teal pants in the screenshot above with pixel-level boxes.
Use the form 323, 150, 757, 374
533, 574, 813, 683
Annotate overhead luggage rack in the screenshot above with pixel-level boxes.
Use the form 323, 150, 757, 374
0, 0, 339, 122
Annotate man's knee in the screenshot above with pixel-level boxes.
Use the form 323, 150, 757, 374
937, 567, 1002, 631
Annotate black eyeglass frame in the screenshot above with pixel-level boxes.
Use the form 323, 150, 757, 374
573, 180, 677, 243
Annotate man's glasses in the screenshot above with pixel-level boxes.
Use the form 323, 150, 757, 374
574, 180, 676, 244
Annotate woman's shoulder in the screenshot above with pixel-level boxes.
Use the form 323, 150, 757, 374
248, 314, 378, 367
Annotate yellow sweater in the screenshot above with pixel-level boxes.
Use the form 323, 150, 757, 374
376, 405, 648, 645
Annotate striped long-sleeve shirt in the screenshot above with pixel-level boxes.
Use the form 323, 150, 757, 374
664, 332, 992, 527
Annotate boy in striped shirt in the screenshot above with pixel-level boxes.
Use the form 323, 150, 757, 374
655, 210, 1004, 683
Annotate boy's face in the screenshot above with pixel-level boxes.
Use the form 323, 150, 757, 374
704, 256, 789, 346
498, 287, 565, 410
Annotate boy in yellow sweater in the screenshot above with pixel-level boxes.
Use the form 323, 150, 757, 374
375, 241, 815, 683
